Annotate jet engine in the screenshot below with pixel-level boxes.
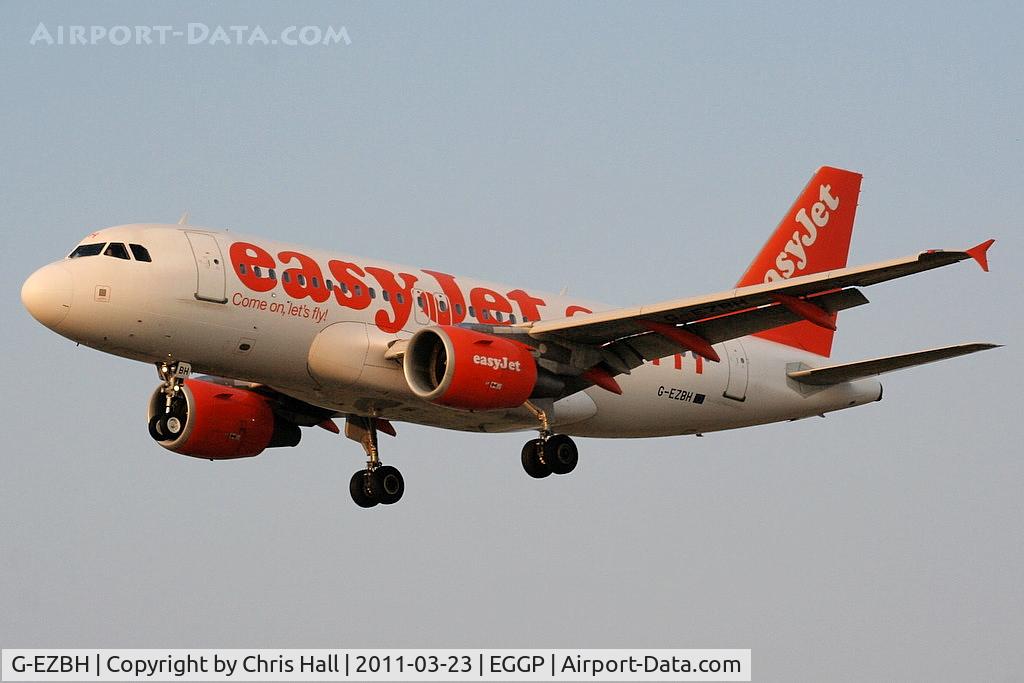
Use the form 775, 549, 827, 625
403, 326, 539, 410
147, 378, 300, 459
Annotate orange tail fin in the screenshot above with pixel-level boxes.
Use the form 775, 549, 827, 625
736, 166, 863, 357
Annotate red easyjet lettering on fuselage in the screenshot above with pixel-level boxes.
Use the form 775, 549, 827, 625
763, 183, 840, 283
228, 241, 552, 334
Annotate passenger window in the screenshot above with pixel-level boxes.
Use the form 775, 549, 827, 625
354, 285, 362, 296
297, 274, 307, 287
238, 263, 248, 275
129, 244, 152, 262
312, 276, 320, 289
369, 288, 376, 300
468, 306, 476, 318
269, 269, 277, 280
70, 243, 105, 258
254, 266, 263, 278
454, 303, 463, 316
340, 282, 348, 294
439, 300, 448, 312
325, 279, 333, 291
382, 290, 390, 302
104, 242, 130, 260
510, 314, 517, 324
282, 272, 291, 283
396, 292, 405, 305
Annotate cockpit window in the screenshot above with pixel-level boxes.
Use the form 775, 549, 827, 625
129, 244, 152, 262
69, 243, 105, 258
104, 242, 130, 260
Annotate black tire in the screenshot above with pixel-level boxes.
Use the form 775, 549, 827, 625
148, 414, 166, 441
371, 465, 405, 505
521, 439, 552, 479
149, 414, 181, 442
349, 471, 378, 508
545, 434, 578, 475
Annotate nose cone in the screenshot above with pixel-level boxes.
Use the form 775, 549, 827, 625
22, 262, 72, 329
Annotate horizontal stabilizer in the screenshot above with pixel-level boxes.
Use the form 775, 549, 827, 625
787, 343, 1000, 386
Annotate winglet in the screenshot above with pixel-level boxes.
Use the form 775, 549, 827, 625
966, 239, 995, 272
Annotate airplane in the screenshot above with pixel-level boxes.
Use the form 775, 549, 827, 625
20, 166, 998, 507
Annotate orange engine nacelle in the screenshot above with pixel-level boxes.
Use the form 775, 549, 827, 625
403, 326, 539, 410
147, 378, 300, 459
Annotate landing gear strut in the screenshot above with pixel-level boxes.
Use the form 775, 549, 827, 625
148, 361, 191, 442
346, 416, 405, 508
520, 401, 579, 479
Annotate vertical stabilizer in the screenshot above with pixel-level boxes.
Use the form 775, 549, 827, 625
736, 166, 863, 357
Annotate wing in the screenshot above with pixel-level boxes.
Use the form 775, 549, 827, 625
521, 240, 994, 383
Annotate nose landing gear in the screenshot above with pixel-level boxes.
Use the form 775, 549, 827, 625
148, 361, 191, 442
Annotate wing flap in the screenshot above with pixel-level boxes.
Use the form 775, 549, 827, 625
786, 343, 1000, 386
691, 288, 867, 345
605, 288, 869, 372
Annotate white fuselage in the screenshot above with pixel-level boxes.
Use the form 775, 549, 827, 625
26, 224, 882, 438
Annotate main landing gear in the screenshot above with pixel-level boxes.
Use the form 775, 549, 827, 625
346, 416, 405, 508
148, 360, 191, 442
520, 402, 579, 479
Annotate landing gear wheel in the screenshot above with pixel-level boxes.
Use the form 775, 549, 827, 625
149, 413, 185, 442
371, 465, 405, 505
545, 434, 578, 475
521, 439, 552, 479
148, 415, 166, 441
349, 471, 378, 508
163, 414, 184, 439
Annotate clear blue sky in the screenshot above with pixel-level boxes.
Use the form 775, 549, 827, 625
2, 2, 1021, 680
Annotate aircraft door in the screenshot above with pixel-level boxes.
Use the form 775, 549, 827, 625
185, 232, 227, 303
411, 289, 451, 326
412, 289, 430, 325
433, 292, 451, 325
723, 340, 749, 401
